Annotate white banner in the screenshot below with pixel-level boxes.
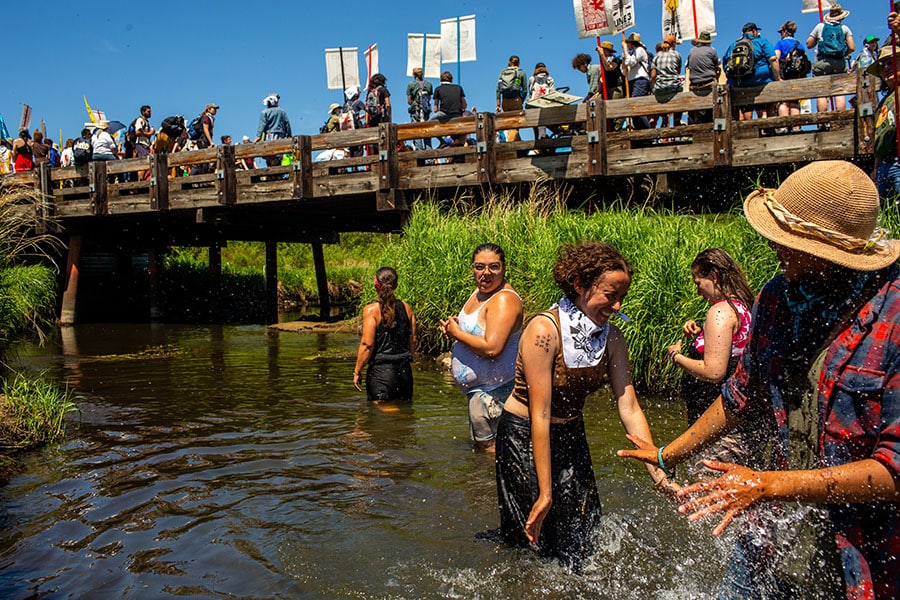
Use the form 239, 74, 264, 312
573, 0, 635, 39
801, 0, 834, 14
364, 44, 379, 84
325, 47, 360, 91
662, 0, 716, 44
440, 15, 476, 63
407, 34, 442, 78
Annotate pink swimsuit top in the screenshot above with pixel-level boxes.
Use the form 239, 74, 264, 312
692, 298, 751, 357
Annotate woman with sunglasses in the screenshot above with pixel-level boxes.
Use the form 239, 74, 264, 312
440, 243, 524, 452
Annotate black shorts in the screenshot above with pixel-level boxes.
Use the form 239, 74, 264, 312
365, 361, 413, 402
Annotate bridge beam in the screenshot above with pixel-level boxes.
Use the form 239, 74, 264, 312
311, 242, 330, 319
59, 234, 82, 325
265, 240, 278, 325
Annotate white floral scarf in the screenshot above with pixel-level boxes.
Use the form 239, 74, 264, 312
554, 296, 609, 368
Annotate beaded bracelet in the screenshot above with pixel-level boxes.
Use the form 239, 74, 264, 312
668, 349, 679, 365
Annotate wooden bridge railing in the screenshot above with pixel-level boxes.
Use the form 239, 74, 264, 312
0, 72, 877, 219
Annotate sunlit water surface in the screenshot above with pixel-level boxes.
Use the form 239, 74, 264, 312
0, 324, 737, 599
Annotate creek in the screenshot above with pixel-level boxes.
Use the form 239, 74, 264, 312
1, 324, 739, 599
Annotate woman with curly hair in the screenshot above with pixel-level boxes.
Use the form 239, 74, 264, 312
352, 267, 416, 403
493, 242, 669, 569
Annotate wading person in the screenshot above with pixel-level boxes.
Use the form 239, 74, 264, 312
440, 243, 523, 453
620, 160, 900, 600
666, 248, 759, 478
353, 267, 416, 403
494, 242, 670, 570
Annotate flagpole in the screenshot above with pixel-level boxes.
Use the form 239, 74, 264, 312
893, 1, 900, 157
456, 17, 462, 85
818, 0, 824, 23
421, 34, 427, 75
692, 0, 699, 40
339, 47, 347, 95
596, 37, 609, 101
621, 32, 631, 98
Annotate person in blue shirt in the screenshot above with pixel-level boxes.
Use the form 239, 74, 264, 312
724, 22, 780, 120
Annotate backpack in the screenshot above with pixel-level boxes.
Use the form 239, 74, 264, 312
365, 88, 384, 122
319, 117, 332, 134
72, 137, 93, 164
498, 67, 524, 98
781, 40, 812, 80
725, 37, 757, 81
161, 115, 185, 138
124, 118, 139, 144
48, 146, 60, 168
818, 22, 848, 59
409, 80, 432, 117
187, 115, 204, 140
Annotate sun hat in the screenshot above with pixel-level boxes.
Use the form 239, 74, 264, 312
206, 103, 219, 111
599, 41, 614, 52
693, 31, 713, 45
743, 161, 900, 271
827, 4, 849, 21
328, 103, 341, 114
625, 32, 644, 46
344, 86, 360, 101
95, 120, 109, 130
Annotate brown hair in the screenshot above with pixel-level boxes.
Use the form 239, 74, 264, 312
552, 242, 633, 301
412, 67, 423, 79
32, 130, 43, 143
572, 53, 591, 70
533, 62, 548, 76
691, 248, 755, 311
440, 70, 453, 82
375, 266, 399, 327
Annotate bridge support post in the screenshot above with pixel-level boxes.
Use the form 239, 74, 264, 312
265, 240, 279, 325
856, 74, 878, 156
476, 112, 496, 184
292, 136, 313, 199
376, 123, 402, 211
216, 145, 237, 206
209, 244, 222, 322
586, 100, 606, 177
148, 246, 163, 322
311, 241, 331, 319
150, 152, 169, 211
59, 234, 82, 325
90, 161, 108, 215
712, 85, 733, 167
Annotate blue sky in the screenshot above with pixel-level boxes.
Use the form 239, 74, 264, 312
1, 1, 889, 144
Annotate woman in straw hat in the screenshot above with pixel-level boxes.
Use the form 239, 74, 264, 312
620, 161, 900, 599
869, 43, 900, 202
806, 3, 855, 113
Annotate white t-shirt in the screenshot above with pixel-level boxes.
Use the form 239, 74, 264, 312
92, 130, 117, 156
623, 46, 650, 81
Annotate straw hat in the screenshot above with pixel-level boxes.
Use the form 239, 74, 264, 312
95, 120, 109, 130
743, 161, 900, 271
328, 103, 341, 114
867, 45, 898, 77
599, 41, 614, 52
827, 4, 849, 21
693, 31, 713, 45
625, 32, 644, 46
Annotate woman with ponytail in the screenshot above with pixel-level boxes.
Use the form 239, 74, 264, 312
353, 267, 417, 402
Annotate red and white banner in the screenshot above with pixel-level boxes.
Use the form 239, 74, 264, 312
364, 44, 379, 86
801, 0, 834, 14
662, 0, 716, 44
573, 0, 635, 39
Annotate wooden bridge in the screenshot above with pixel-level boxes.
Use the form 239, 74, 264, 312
0, 72, 879, 324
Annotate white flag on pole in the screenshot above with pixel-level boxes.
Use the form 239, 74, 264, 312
440, 15, 476, 63
801, 0, 834, 14
662, 0, 716, 44
364, 44, 379, 84
325, 47, 360, 91
407, 34, 442, 78
573, 0, 635, 39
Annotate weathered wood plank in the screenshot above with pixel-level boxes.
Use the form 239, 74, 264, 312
476, 112, 496, 184
730, 73, 857, 106
607, 143, 716, 175
732, 129, 856, 167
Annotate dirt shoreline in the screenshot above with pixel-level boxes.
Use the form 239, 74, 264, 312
268, 319, 357, 334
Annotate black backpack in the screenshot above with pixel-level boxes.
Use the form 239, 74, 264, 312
781, 41, 811, 80
160, 115, 185, 138
72, 136, 93, 164
365, 88, 384, 122
725, 37, 757, 81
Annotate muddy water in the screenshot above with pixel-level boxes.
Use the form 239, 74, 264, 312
0, 324, 733, 599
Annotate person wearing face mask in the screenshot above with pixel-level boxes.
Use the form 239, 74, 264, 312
440, 243, 523, 453
493, 242, 669, 570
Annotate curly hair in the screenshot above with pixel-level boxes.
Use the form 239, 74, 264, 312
691, 248, 755, 311
571, 53, 592, 70
375, 266, 399, 327
552, 242, 633, 301
370, 73, 387, 88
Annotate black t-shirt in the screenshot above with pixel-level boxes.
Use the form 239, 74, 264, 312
434, 83, 466, 118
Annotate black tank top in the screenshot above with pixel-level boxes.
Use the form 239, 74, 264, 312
370, 301, 412, 364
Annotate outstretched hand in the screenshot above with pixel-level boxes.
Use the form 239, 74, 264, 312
616, 433, 659, 465
524, 495, 552, 545
676, 460, 768, 536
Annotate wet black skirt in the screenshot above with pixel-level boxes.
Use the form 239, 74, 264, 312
494, 410, 602, 569
365, 356, 413, 402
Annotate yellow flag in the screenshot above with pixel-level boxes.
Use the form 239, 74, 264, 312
84, 95, 97, 123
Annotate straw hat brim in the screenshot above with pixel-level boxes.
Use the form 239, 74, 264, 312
744, 189, 900, 271
828, 10, 849, 21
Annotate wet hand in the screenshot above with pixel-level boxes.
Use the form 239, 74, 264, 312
676, 460, 768, 536
353, 371, 362, 392
616, 433, 659, 465
682, 320, 701, 336
524, 496, 552, 545
654, 477, 683, 502
666, 340, 683, 356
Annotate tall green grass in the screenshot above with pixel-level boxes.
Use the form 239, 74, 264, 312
0, 372, 76, 450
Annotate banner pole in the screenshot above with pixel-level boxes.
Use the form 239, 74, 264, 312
692, 0, 699, 40
339, 47, 347, 95
621, 32, 631, 98
457, 17, 461, 85
596, 37, 609, 100
422, 34, 427, 75
893, 1, 900, 157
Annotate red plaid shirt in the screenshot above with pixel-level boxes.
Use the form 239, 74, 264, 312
723, 266, 900, 600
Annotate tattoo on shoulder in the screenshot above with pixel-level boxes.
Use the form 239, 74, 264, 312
534, 334, 552, 353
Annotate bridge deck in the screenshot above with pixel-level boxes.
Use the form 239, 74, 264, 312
0, 72, 877, 243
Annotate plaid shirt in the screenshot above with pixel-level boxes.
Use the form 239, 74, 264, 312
723, 266, 900, 600
651, 50, 682, 92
